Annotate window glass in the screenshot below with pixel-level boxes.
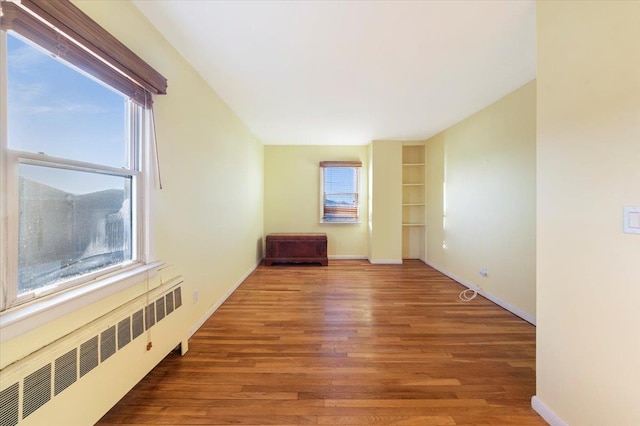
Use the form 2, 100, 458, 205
3, 31, 141, 304
18, 165, 133, 294
7, 33, 128, 168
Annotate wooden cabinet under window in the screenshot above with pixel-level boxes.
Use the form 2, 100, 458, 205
264, 233, 328, 266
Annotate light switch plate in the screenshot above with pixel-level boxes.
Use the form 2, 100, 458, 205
623, 206, 640, 234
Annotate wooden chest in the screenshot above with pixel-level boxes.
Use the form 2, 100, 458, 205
264, 233, 328, 266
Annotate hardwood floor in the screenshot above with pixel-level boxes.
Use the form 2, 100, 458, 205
98, 260, 544, 425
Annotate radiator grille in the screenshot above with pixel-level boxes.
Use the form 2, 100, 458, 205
100, 326, 117, 362
144, 303, 155, 330
117, 317, 131, 350
79, 336, 99, 378
22, 365, 51, 419
54, 349, 77, 396
155, 297, 166, 322
0, 284, 182, 425
132, 309, 144, 339
174, 287, 182, 308
166, 292, 174, 314
0, 383, 19, 426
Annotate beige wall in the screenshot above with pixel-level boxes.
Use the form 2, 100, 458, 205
425, 81, 536, 321
425, 137, 445, 267
536, 1, 640, 424
264, 145, 368, 257
81, 0, 265, 348
368, 141, 402, 263
3, 0, 265, 424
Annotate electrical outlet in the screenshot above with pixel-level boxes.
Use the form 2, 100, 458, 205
479, 267, 488, 277
193, 288, 198, 303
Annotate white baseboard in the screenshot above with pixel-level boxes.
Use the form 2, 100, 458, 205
532, 396, 569, 426
328, 255, 368, 260
423, 260, 536, 325
188, 258, 262, 338
368, 259, 403, 264
329, 255, 403, 264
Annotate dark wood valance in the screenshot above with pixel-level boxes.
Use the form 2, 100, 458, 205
319, 161, 363, 168
0, 0, 167, 106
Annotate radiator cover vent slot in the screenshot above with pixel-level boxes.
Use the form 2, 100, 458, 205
0, 382, 19, 426
132, 309, 144, 339
155, 297, 166, 322
144, 303, 155, 330
117, 317, 132, 350
174, 287, 182, 308
100, 326, 117, 362
165, 292, 174, 314
79, 336, 99, 378
22, 365, 51, 419
54, 349, 77, 396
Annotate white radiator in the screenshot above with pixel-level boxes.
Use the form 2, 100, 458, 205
0, 277, 184, 426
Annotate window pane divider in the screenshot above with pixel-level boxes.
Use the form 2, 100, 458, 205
15, 151, 138, 178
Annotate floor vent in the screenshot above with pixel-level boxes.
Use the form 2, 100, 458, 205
0, 284, 182, 425
22, 365, 51, 419
0, 383, 19, 426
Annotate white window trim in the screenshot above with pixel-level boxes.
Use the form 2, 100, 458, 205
1, 29, 10, 312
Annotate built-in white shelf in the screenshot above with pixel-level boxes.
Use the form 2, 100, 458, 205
402, 145, 426, 259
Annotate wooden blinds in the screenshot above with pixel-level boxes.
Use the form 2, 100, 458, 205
0, 0, 167, 106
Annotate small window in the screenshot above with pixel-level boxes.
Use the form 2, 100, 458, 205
320, 161, 362, 223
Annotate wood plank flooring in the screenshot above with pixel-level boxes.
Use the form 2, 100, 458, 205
98, 260, 544, 425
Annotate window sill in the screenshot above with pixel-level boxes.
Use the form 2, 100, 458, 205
0, 261, 164, 343
320, 220, 362, 225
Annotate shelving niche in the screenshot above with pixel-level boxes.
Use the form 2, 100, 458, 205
402, 144, 425, 259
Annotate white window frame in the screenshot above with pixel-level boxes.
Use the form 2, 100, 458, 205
0, 29, 160, 341
319, 161, 362, 224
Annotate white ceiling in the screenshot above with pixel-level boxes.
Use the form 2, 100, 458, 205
133, 0, 536, 146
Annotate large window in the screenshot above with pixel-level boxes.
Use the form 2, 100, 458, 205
0, 0, 166, 310
320, 161, 362, 223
